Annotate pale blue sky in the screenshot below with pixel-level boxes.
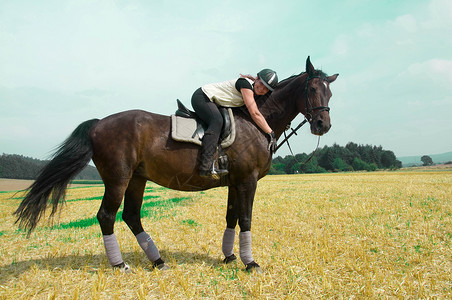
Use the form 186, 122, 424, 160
1, 0, 451, 159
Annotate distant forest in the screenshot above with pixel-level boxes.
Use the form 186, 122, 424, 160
1, 142, 401, 180
0, 153, 101, 180
270, 142, 402, 174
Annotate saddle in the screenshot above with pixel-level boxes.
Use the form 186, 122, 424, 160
171, 99, 236, 148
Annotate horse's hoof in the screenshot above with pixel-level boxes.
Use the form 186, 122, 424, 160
156, 263, 170, 270
114, 262, 132, 273
245, 261, 263, 274
121, 263, 132, 273
153, 258, 170, 270
223, 254, 237, 264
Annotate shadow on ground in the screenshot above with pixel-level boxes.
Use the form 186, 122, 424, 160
0, 249, 232, 285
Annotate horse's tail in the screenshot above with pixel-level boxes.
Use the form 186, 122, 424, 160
14, 118, 100, 234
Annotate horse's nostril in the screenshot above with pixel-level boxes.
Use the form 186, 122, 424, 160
316, 119, 323, 130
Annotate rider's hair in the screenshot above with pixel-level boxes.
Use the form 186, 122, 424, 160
239, 74, 257, 81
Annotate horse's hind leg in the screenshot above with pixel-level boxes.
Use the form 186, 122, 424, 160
97, 180, 129, 269
122, 175, 168, 270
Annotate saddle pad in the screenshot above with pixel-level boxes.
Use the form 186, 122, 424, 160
171, 108, 236, 148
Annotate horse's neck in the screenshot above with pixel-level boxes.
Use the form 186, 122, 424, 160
260, 75, 307, 138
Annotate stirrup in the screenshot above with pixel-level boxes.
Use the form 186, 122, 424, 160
199, 168, 228, 179
210, 161, 228, 178
200, 162, 228, 179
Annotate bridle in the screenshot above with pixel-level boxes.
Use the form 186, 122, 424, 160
304, 74, 330, 123
275, 74, 330, 162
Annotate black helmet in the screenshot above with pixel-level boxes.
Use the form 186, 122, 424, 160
257, 69, 278, 91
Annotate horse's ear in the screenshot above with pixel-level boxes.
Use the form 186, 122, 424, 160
306, 56, 315, 76
327, 74, 339, 83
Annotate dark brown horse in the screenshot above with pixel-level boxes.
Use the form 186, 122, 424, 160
15, 57, 338, 272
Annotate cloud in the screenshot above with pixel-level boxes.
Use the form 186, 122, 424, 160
331, 34, 350, 57
393, 14, 418, 33
423, 0, 452, 29
404, 59, 452, 84
394, 59, 452, 98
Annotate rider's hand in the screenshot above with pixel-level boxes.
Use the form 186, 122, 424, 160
267, 131, 277, 153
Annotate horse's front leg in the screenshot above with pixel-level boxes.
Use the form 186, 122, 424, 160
222, 185, 239, 264
227, 179, 263, 273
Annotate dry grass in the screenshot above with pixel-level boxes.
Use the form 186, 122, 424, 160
1, 170, 451, 299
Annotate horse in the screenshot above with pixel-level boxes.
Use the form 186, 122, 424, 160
14, 56, 338, 273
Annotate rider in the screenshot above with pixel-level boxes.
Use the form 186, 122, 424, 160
191, 69, 279, 178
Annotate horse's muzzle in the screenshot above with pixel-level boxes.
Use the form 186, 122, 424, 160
310, 113, 331, 136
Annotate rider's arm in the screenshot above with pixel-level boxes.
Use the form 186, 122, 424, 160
240, 88, 272, 134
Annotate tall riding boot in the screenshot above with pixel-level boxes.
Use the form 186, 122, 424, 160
199, 132, 228, 178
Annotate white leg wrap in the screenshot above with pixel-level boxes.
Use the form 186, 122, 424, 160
222, 228, 236, 257
239, 231, 254, 265
136, 231, 161, 262
102, 234, 124, 266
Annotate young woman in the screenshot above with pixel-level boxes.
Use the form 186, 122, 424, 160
191, 69, 278, 178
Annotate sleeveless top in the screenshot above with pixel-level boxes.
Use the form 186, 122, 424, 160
201, 78, 254, 107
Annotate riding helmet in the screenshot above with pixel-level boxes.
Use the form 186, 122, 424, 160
257, 69, 278, 91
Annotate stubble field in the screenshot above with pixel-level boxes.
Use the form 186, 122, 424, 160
0, 169, 451, 299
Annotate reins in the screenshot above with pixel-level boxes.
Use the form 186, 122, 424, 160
274, 74, 330, 166
275, 119, 320, 166
275, 118, 309, 153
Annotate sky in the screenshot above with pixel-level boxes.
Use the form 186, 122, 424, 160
1, 0, 451, 160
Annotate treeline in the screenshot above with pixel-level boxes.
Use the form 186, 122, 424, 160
2, 142, 401, 179
0, 153, 101, 180
270, 142, 402, 174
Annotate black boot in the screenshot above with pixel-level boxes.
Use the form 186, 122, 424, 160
199, 133, 228, 179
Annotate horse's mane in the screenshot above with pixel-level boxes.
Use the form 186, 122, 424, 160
274, 70, 329, 91
275, 73, 301, 89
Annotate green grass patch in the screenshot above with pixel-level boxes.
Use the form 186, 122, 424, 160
66, 195, 104, 203
70, 180, 104, 185
181, 219, 200, 227
51, 196, 192, 230
53, 216, 99, 230
144, 186, 168, 193
143, 195, 160, 200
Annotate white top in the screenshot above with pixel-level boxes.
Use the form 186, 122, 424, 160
201, 78, 254, 107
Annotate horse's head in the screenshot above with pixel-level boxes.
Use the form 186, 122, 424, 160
302, 56, 338, 136
261, 57, 338, 139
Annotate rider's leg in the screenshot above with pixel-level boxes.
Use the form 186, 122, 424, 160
191, 88, 227, 176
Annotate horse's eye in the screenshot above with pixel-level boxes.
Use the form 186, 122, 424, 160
310, 87, 316, 93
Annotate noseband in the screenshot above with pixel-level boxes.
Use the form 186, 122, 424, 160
304, 75, 330, 123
